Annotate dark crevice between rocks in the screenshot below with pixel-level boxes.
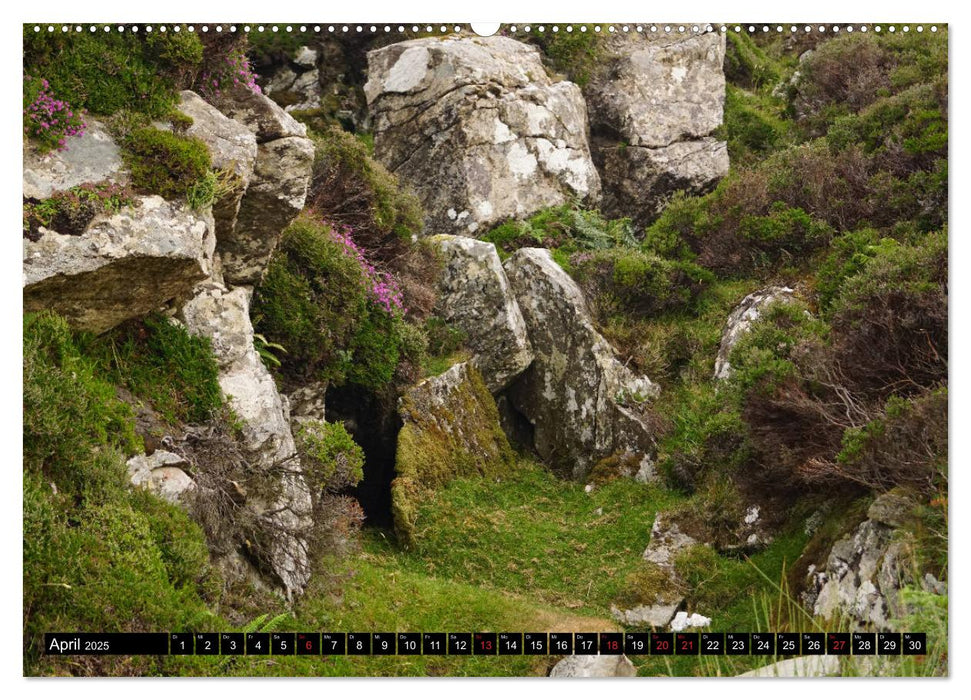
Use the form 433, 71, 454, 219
324, 384, 401, 528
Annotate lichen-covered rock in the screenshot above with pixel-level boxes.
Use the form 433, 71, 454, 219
586, 32, 729, 226
610, 602, 681, 629
23, 196, 215, 334
428, 235, 533, 392
503, 248, 659, 480
212, 84, 308, 143
713, 286, 796, 380
177, 90, 258, 241
180, 283, 312, 597
738, 656, 841, 678
392, 361, 514, 547
287, 381, 328, 425
23, 119, 128, 200
365, 36, 601, 236
549, 654, 637, 678
801, 503, 913, 629
126, 450, 196, 505
598, 138, 729, 226
642, 513, 700, 568
219, 134, 314, 285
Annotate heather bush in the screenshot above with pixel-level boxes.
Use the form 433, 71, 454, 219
23, 75, 86, 152
253, 214, 426, 391
484, 203, 638, 259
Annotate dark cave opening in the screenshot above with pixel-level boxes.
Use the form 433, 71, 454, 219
324, 384, 401, 528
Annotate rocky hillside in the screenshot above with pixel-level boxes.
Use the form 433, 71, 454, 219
23, 24, 947, 677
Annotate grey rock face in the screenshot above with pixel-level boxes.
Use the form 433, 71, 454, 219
221, 135, 315, 285
504, 248, 658, 480
23, 119, 128, 200
127, 450, 196, 505
802, 514, 912, 629
428, 235, 533, 392
713, 286, 796, 380
23, 196, 215, 334
365, 36, 601, 236
178, 91, 258, 242
643, 513, 699, 568
549, 654, 638, 678
738, 655, 841, 678
207, 87, 314, 285
180, 284, 313, 598
586, 32, 729, 226
287, 381, 329, 425
611, 602, 681, 628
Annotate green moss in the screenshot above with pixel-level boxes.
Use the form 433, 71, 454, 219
85, 313, 223, 425
724, 30, 781, 90
613, 561, 682, 610
392, 365, 514, 548
123, 126, 212, 202
719, 85, 792, 163
528, 28, 603, 87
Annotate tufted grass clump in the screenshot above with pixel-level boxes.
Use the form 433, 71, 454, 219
85, 313, 224, 425
123, 126, 212, 202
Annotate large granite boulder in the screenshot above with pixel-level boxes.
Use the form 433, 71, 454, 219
365, 36, 601, 236
177, 90, 258, 244
586, 32, 729, 227
210, 86, 314, 285
392, 361, 514, 548
428, 235, 533, 392
23, 119, 128, 200
503, 248, 659, 480
713, 286, 795, 380
23, 196, 215, 334
180, 283, 313, 598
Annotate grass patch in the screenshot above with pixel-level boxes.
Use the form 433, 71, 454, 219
122, 126, 212, 202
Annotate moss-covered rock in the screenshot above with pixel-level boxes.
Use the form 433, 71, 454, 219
392, 362, 514, 548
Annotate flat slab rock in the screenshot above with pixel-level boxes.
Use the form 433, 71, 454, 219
366, 36, 601, 236
23, 196, 215, 334
549, 654, 637, 678
428, 234, 533, 392
23, 119, 128, 200
504, 247, 659, 480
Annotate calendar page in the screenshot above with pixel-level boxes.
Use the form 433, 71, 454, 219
22, 19, 948, 680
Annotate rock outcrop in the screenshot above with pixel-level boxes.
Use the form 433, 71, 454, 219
801, 492, 930, 630
503, 248, 659, 480
180, 283, 313, 597
210, 86, 314, 285
713, 286, 795, 380
549, 654, 638, 678
586, 32, 729, 227
126, 450, 196, 505
365, 36, 601, 236
392, 361, 514, 547
23, 196, 216, 334
428, 235, 533, 392
23, 119, 128, 200
177, 90, 258, 245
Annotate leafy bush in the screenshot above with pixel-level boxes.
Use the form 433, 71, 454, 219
295, 420, 365, 494
86, 313, 223, 425
570, 248, 714, 318
815, 229, 898, 311
123, 126, 212, 202
23, 181, 137, 239
23, 75, 86, 152
484, 204, 637, 260
719, 85, 790, 163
